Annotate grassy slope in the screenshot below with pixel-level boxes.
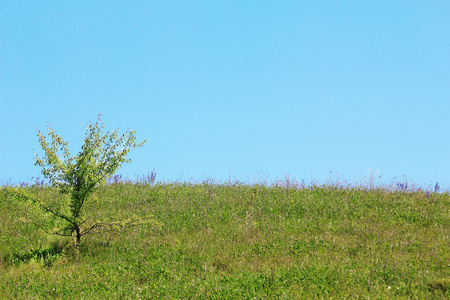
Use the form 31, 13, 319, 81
0, 183, 449, 299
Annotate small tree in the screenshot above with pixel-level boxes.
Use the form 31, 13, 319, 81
4, 113, 151, 253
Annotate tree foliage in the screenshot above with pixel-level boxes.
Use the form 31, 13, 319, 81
3, 114, 152, 253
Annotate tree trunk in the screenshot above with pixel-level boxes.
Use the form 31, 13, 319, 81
75, 226, 81, 257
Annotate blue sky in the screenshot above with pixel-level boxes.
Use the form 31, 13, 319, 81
1, 1, 449, 188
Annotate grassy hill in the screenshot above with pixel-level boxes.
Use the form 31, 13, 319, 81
0, 179, 449, 299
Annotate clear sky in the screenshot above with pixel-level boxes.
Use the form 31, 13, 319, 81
1, 1, 449, 188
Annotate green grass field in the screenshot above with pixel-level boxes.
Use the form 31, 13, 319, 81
1, 179, 449, 299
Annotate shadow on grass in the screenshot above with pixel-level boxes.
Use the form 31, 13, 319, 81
428, 278, 450, 294
2, 239, 69, 267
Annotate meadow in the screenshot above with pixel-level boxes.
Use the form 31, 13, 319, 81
0, 176, 449, 299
